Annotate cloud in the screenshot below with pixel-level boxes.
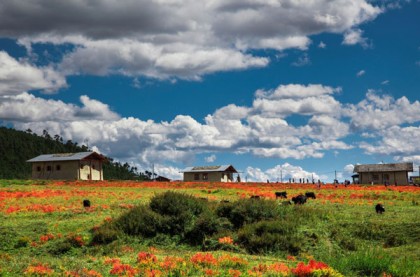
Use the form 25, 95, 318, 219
356, 69, 366, 77
342, 28, 370, 48
360, 125, 420, 156
255, 84, 341, 99
344, 164, 355, 173
318, 41, 327, 48
3, 82, 356, 166
381, 80, 390, 85
8, 82, 420, 171
0, 93, 119, 122
245, 163, 320, 182
205, 154, 217, 163
346, 91, 420, 130
0, 51, 66, 95
0, 0, 381, 81
291, 53, 311, 67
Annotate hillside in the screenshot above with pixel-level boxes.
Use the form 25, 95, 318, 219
0, 127, 148, 180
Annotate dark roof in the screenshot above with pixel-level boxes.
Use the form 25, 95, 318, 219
182, 165, 238, 173
27, 152, 105, 163
353, 162, 413, 173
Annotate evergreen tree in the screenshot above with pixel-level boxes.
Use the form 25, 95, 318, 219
0, 127, 149, 180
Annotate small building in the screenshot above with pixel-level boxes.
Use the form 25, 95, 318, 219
182, 165, 238, 182
154, 175, 171, 182
27, 152, 105, 180
353, 162, 413, 185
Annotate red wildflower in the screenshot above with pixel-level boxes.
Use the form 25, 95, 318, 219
24, 263, 54, 276
109, 263, 137, 276
190, 252, 218, 266
291, 260, 329, 277
137, 252, 158, 264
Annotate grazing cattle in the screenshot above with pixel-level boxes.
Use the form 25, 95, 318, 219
83, 199, 91, 208
250, 195, 261, 200
375, 203, 385, 214
291, 195, 307, 205
220, 200, 230, 203
305, 192, 316, 199
275, 191, 287, 199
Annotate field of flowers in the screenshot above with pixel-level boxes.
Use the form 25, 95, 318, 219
0, 180, 419, 276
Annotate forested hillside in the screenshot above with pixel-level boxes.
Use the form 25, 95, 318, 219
0, 127, 149, 180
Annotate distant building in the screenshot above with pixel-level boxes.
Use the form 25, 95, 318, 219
182, 165, 238, 182
353, 162, 413, 185
154, 175, 171, 182
27, 152, 105, 180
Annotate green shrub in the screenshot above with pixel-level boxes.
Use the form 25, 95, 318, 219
149, 191, 207, 236
91, 225, 120, 245
226, 198, 280, 229
339, 249, 394, 276
149, 191, 205, 217
14, 236, 30, 248
186, 211, 222, 245
47, 240, 73, 255
216, 201, 235, 219
237, 220, 301, 255
114, 205, 163, 237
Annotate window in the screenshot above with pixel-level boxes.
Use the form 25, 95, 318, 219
56, 165, 61, 171
47, 165, 52, 171
194, 173, 199, 180
203, 173, 208, 180
36, 166, 41, 172
372, 174, 379, 181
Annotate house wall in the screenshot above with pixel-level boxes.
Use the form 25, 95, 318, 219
31, 159, 103, 181
79, 160, 103, 180
359, 171, 409, 185
183, 172, 234, 182
31, 161, 79, 180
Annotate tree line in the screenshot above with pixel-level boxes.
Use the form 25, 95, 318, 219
0, 127, 151, 180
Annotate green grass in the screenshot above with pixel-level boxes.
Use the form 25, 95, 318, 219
0, 181, 419, 276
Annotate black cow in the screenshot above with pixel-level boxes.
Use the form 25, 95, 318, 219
305, 192, 316, 199
275, 191, 287, 199
375, 203, 385, 214
83, 199, 91, 208
281, 200, 292, 205
250, 195, 261, 200
291, 195, 307, 205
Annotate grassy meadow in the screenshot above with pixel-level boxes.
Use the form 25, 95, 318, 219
0, 180, 419, 276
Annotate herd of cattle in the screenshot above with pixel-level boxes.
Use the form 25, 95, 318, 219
250, 191, 385, 214
83, 191, 385, 214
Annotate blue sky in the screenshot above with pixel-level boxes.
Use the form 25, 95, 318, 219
0, 0, 419, 181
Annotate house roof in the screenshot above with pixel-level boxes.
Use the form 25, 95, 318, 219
182, 165, 238, 173
27, 152, 105, 163
353, 162, 413, 173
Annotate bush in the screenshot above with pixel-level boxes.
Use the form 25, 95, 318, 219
185, 211, 222, 245
237, 220, 302, 255
91, 225, 120, 245
47, 241, 73, 255
149, 191, 207, 237
339, 249, 394, 276
114, 205, 163, 237
149, 191, 205, 217
225, 198, 280, 229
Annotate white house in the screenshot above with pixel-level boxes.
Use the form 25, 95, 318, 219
182, 165, 238, 182
27, 152, 105, 181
